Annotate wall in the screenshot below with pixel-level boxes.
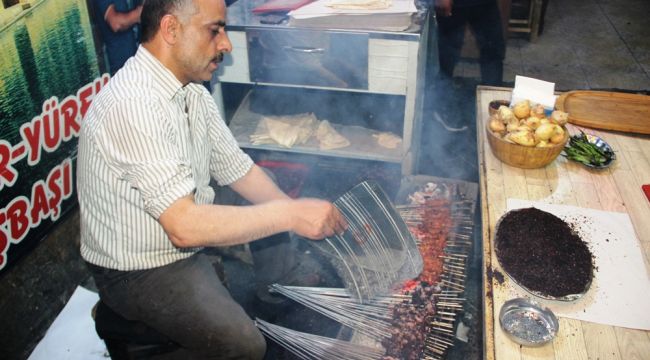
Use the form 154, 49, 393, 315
0, 0, 103, 357
0, 209, 89, 359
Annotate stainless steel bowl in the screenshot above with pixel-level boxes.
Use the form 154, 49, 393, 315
582, 134, 616, 169
499, 298, 559, 347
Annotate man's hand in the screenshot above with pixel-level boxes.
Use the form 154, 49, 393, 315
435, 0, 453, 17
288, 198, 347, 240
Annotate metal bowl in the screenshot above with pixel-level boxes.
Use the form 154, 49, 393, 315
583, 134, 616, 169
499, 298, 559, 347
564, 134, 616, 169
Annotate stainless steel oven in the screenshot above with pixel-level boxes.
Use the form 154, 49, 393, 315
247, 28, 369, 90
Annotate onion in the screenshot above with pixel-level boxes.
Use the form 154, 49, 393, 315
513, 100, 531, 119
535, 123, 555, 141
524, 117, 541, 130
489, 117, 506, 134
510, 130, 536, 147
550, 110, 569, 126
549, 125, 566, 144
498, 106, 516, 122
531, 104, 546, 119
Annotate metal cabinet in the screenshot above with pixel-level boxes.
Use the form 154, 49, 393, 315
211, 0, 431, 175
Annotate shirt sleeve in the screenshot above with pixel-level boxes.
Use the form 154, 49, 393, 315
97, 0, 135, 15
96, 97, 195, 219
201, 90, 254, 185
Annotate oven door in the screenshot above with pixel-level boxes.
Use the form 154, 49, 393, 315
247, 28, 369, 90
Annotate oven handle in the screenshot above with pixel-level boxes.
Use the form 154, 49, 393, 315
282, 45, 325, 54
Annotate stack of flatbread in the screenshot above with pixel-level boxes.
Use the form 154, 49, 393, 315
250, 113, 318, 148
250, 114, 351, 150
373, 132, 402, 149
326, 0, 391, 10
316, 120, 350, 150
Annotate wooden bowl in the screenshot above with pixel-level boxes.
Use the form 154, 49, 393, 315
486, 125, 568, 169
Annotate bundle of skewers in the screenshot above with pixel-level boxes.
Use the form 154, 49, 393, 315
255, 179, 477, 360
396, 181, 475, 359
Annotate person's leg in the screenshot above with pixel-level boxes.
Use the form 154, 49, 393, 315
436, 8, 470, 80
90, 253, 266, 360
214, 172, 317, 301
249, 233, 296, 291
468, 1, 505, 86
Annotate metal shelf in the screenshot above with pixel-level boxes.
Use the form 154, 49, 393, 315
228, 90, 404, 163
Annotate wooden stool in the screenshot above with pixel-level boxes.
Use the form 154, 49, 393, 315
508, 0, 544, 42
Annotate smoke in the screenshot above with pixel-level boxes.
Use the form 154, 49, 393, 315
420, 76, 480, 183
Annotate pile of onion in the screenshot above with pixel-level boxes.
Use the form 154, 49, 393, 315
489, 100, 569, 148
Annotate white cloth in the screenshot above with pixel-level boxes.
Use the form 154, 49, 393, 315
28, 287, 105, 360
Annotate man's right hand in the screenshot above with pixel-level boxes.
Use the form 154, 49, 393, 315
288, 198, 348, 240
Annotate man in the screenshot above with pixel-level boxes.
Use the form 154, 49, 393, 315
96, 0, 143, 74
77, 0, 347, 358
435, 0, 505, 86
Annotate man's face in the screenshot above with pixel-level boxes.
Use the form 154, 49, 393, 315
174, 0, 231, 84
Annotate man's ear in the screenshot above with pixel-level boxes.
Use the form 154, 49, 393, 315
159, 14, 179, 45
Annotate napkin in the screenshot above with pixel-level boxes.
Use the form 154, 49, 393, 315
510, 75, 558, 110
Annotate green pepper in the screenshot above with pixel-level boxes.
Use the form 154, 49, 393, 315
563, 131, 615, 167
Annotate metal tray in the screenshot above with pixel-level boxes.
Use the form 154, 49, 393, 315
494, 208, 593, 302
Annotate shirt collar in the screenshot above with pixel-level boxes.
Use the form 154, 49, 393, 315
135, 45, 186, 101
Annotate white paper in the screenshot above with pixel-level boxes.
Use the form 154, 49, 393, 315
29, 286, 107, 360
511, 75, 558, 109
289, 0, 416, 19
499, 199, 650, 330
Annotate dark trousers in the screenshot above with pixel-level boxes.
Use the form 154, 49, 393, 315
437, 1, 506, 86
214, 179, 298, 294
88, 253, 266, 360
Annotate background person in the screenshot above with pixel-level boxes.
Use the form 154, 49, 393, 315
77, 0, 347, 358
435, 0, 505, 86
95, 0, 143, 74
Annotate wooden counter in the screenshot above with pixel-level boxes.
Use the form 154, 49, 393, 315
477, 86, 650, 360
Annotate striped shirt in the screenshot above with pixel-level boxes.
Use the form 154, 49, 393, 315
78, 46, 253, 270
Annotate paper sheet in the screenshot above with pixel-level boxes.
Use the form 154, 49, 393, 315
28, 286, 106, 360
511, 75, 558, 109
499, 199, 650, 330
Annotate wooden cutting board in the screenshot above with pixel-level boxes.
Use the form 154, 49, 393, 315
555, 91, 650, 135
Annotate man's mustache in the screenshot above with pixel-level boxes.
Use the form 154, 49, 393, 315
214, 53, 224, 63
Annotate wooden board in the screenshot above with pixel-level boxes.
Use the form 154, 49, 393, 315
555, 91, 650, 135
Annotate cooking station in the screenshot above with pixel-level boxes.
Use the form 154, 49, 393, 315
205, 2, 487, 359
214, 0, 431, 176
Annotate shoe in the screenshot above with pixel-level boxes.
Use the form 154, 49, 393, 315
255, 287, 289, 306
433, 111, 468, 132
